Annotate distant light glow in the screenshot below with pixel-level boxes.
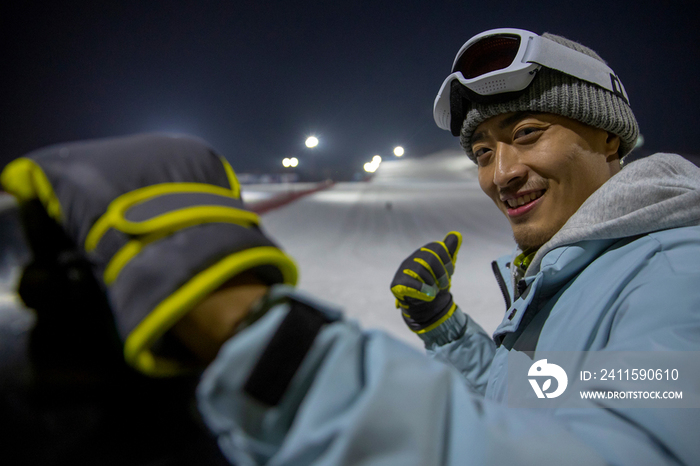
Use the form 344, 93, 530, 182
394, 146, 404, 157
364, 155, 382, 173
283, 157, 299, 168
305, 136, 319, 148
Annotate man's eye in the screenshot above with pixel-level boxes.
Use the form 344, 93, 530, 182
514, 127, 541, 140
473, 148, 492, 165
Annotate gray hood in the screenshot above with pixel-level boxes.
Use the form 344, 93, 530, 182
527, 153, 700, 276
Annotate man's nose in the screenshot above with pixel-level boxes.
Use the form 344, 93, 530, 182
492, 143, 527, 189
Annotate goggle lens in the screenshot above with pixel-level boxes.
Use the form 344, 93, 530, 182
453, 34, 521, 79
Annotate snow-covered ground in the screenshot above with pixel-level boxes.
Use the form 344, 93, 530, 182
245, 150, 515, 348
239, 182, 322, 203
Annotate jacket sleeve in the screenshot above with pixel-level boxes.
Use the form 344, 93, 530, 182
422, 308, 497, 395
196, 288, 606, 466
417, 252, 512, 395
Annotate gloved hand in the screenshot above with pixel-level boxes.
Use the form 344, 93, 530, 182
390, 232, 462, 333
0, 133, 298, 376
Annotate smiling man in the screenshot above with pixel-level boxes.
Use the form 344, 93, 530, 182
472, 112, 621, 251
390, 30, 654, 340
387, 28, 700, 464
394, 29, 700, 342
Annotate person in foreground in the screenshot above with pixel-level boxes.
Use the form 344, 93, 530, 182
1, 30, 699, 466
0, 134, 294, 464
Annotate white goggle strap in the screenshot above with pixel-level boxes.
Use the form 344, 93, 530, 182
524, 36, 630, 105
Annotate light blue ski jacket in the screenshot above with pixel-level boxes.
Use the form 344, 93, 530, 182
197, 154, 700, 465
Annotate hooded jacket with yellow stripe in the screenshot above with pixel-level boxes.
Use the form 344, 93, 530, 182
0, 133, 297, 376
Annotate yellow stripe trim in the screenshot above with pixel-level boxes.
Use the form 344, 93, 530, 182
85, 182, 253, 252
104, 241, 144, 285
444, 231, 463, 264
421, 246, 450, 289
118, 205, 256, 235
0, 157, 63, 222
103, 230, 170, 285
436, 240, 450, 257
102, 207, 261, 285
414, 302, 458, 334
390, 284, 435, 302
413, 257, 437, 284
219, 156, 241, 198
421, 246, 444, 263
123, 246, 298, 376
402, 268, 424, 283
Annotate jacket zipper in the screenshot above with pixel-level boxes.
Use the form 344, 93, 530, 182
491, 260, 511, 311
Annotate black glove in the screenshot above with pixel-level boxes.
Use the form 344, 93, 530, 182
390, 232, 462, 333
0, 133, 298, 376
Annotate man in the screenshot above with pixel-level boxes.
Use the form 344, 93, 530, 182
3, 30, 699, 466
390, 28, 700, 462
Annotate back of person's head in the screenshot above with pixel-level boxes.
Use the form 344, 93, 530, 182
1, 133, 298, 377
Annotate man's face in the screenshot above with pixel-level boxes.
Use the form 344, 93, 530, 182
471, 112, 621, 250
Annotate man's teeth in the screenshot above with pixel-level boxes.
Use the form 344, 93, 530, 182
506, 190, 543, 208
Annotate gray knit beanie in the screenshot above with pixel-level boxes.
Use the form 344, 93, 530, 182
459, 33, 639, 163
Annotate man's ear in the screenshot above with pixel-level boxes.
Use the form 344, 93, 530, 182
605, 132, 621, 159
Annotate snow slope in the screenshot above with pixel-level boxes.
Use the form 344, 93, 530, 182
246, 150, 515, 348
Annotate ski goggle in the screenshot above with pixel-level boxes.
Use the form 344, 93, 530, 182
433, 28, 631, 136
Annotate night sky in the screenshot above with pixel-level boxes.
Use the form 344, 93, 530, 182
2, 1, 698, 180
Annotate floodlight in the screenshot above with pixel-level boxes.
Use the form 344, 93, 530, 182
305, 136, 319, 148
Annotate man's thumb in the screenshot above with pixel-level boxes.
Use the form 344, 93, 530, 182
443, 231, 462, 264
